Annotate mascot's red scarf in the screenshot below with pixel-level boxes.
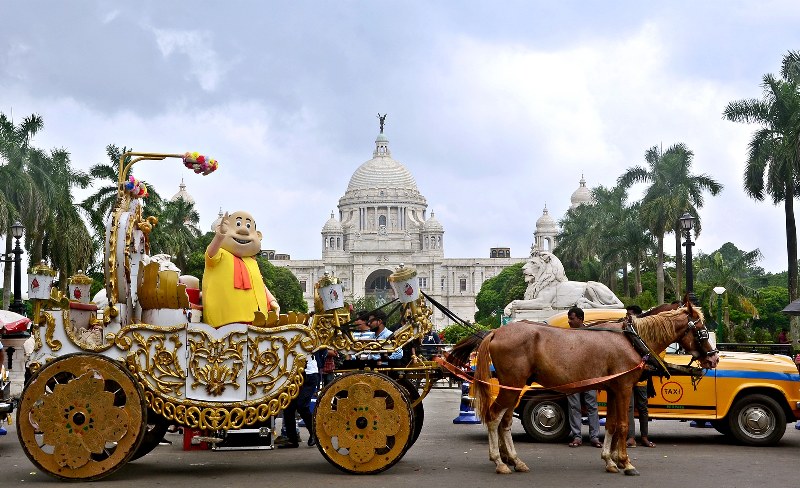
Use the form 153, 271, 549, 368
233, 255, 252, 290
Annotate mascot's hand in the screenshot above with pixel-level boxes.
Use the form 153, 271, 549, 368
217, 212, 230, 236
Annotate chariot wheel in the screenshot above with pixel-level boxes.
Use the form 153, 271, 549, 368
16, 353, 147, 481
314, 372, 413, 474
395, 378, 424, 448
130, 409, 172, 461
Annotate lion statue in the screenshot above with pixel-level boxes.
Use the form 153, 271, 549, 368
503, 251, 623, 315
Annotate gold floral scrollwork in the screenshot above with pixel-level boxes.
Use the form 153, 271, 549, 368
187, 329, 246, 396
124, 326, 186, 397
40, 311, 62, 352
246, 326, 307, 397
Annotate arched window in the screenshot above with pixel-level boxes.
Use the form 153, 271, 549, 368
329, 237, 335, 249
336, 237, 341, 249
379, 215, 387, 227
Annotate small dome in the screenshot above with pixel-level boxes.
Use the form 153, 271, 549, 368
423, 211, 444, 232
570, 175, 591, 208
171, 179, 195, 204
210, 208, 223, 232
536, 205, 557, 231
322, 211, 343, 233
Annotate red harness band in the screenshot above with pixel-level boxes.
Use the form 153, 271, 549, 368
435, 356, 645, 393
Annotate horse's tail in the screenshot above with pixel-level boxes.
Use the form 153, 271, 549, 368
446, 330, 490, 368
473, 330, 495, 423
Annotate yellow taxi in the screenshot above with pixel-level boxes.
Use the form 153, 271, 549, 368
514, 308, 800, 446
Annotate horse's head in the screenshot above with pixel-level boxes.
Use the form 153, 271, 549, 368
675, 302, 719, 369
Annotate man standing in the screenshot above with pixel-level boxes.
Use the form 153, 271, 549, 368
368, 310, 403, 365
626, 305, 655, 448
566, 307, 602, 448
277, 352, 319, 448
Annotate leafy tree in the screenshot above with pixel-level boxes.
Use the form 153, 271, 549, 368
724, 50, 800, 344
751, 286, 790, 332
0, 112, 42, 308
695, 246, 762, 331
474, 262, 526, 325
619, 144, 722, 303
149, 198, 201, 272
256, 257, 308, 313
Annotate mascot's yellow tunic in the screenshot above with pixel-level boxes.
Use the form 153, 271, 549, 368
203, 248, 269, 327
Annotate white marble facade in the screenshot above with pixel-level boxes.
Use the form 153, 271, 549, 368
270, 131, 524, 329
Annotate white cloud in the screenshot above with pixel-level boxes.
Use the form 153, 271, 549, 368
151, 28, 227, 91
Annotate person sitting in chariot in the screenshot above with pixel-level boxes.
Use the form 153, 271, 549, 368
202, 210, 279, 327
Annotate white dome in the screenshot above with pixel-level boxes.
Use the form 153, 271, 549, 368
171, 179, 195, 204
322, 211, 343, 233
535, 206, 557, 231
423, 211, 444, 232
570, 175, 591, 208
346, 134, 419, 193
210, 208, 223, 232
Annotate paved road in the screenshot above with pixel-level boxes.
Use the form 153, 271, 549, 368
1, 387, 798, 487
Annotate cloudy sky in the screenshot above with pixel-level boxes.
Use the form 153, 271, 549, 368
2, 1, 800, 273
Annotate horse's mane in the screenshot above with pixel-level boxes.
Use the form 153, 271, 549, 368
632, 307, 704, 348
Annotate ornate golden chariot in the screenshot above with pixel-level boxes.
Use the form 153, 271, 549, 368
16, 152, 442, 481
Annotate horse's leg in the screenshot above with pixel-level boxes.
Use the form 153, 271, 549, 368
615, 386, 639, 476
485, 404, 513, 474
602, 390, 620, 473
498, 407, 529, 473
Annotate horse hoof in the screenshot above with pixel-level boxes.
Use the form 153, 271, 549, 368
496, 465, 513, 474
514, 462, 530, 473
624, 468, 640, 476
606, 465, 620, 474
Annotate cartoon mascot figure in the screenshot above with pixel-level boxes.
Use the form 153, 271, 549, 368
202, 210, 279, 327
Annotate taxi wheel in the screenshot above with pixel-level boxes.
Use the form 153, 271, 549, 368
521, 398, 570, 442
727, 394, 786, 446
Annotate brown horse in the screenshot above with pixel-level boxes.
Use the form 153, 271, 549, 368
448, 301, 719, 475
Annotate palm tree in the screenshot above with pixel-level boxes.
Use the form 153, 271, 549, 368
150, 197, 201, 272
696, 248, 762, 335
0, 112, 43, 308
81, 145, 164, 271
619, 144, 722, 303
723, 50, 800, 309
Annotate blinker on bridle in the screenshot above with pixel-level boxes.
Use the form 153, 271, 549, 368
683, 318, 719, 365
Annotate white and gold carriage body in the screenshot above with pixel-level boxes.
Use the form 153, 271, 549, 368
19, 152, 437, 481
28, 179, 313, 430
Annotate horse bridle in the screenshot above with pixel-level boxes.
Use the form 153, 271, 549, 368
682, 318, 719, 364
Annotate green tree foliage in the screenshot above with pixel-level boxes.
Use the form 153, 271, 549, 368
255, 258, 308, 313
618, 144, 722, 303
441, 322, 488, 344
724, 51, 800, 305
348, 295, 401, 327
752, 286, 790, 332
474, 262, 526, 326
149, 198, 202, 272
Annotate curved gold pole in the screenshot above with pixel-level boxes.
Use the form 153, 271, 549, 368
117, 152, 185, 200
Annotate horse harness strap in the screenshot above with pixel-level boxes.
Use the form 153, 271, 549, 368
579, 320, 671, 379
434, 356, 646, 394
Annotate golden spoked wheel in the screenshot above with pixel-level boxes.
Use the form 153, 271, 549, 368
16, 353, 147, 481
314, 372, 413, 474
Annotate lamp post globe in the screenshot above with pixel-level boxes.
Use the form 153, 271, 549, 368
713, 286, 726, 332
679, 213, 698, 305
8, 221, 26, 315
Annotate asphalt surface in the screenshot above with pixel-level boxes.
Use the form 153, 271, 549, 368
1, 386, 798, 488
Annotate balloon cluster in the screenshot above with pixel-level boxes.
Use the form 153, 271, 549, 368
125, 175, 148, 198
183, 152, 219, 175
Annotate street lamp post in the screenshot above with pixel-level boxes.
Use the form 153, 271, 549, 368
0, 221, 26, 315
679, 213, 698, 305
713, 286, 726, 332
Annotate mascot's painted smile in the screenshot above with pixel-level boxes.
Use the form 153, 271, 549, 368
232, 238, 251, 244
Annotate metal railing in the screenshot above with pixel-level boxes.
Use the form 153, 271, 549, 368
716, 343, 794, 356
